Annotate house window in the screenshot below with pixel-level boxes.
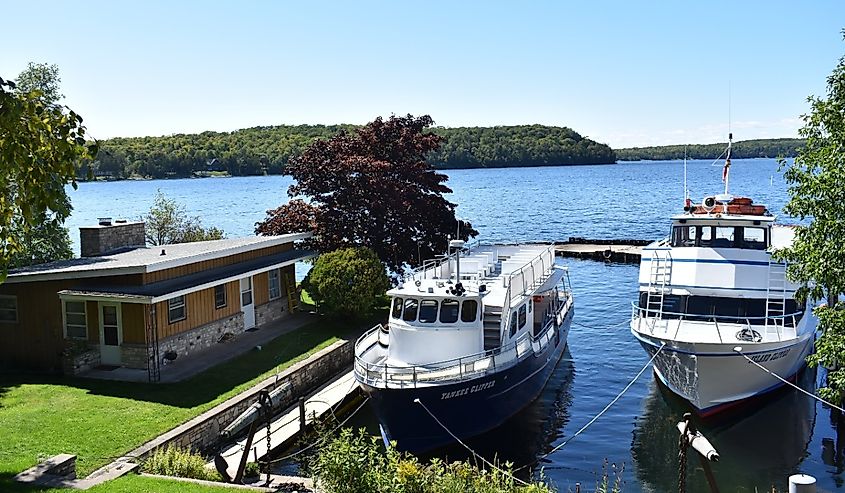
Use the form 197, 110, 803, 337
214, 285, 227, 309
64, 301, 87, 339
0, 295, 17, 323
268, 269, 282, 300
168, 296, 186, 323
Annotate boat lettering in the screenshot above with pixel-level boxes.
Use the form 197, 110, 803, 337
748, 348, 790, 364
440, 381, 495, 400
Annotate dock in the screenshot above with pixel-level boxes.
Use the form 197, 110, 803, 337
554, 237, 650, 264
214, 370, 358, 474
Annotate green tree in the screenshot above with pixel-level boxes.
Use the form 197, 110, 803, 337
0, 74, 95, 280
302, 247, 389, 319
143, 190, 225, 245
776, 35, 845, 403
14, 62, 63, 104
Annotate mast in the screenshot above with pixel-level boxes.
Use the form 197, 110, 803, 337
723, 132, 732, 196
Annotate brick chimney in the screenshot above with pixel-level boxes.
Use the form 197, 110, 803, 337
80, 218, 146, 257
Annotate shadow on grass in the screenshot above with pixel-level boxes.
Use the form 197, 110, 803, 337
0, 313, 379, 410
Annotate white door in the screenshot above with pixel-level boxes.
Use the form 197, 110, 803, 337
240, 277, 255, 329
99, 302, 122, 365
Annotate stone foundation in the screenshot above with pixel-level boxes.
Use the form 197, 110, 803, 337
255, 298, 288, 327
158, 313, 244, 362
61, 346, 101, 376
121, 344, 149, 369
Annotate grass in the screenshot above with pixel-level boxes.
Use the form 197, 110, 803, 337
0, 316, 360, 487
2, 473, 256, 492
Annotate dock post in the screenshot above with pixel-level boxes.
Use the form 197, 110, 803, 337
299, 397, 306, 432
789, 474, 816, 493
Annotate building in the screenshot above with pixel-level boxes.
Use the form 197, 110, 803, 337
0, 219, 314, 381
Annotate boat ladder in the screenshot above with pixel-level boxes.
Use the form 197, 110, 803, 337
284, 273, 300, 313
646, 251, 672, 330
764, 260, 787, 340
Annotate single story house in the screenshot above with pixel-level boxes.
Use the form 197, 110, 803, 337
0, 219, 314, 381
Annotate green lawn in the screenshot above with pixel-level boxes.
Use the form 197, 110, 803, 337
0, 317, 356, 489
4, 473, 253, 493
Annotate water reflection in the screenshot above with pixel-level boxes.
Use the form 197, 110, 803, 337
632, 368, 817, 493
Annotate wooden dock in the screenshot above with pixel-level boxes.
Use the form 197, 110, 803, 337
554, 238, 650, 264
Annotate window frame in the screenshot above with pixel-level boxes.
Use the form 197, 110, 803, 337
439, 299, 460, 323
518, 304, 527, 329
402, 298, 419, 322
0, 295, 17, 323
214, 284, 227, 309
268, 269, 282, 300
63, 300, 87, 339
168, 295, 187, 324
418, 299, 439, 323
461, 300, 478, 323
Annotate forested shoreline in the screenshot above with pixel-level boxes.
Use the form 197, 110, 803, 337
616, 138, 805, 161
84, 124, 616, 179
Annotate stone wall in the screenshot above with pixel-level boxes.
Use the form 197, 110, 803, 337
158, 313, 244, 362
129, 338, 354, 459
121, 344, 149, 369
254, 298, 288, 327
62, 347, 100, 376
80, 221, 145, 257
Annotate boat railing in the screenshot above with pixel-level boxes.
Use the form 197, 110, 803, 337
630, 302, 804, 342
355, 294, 572, 389
404, 239, 485, 282
499, 245, 558, 343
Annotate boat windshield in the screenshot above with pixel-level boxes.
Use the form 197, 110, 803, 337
390, 297, 479, 324
671, 225, 768, 250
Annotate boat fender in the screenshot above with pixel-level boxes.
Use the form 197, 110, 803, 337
603, 249, 612, 261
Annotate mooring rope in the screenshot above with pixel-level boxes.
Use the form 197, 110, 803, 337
414, 398, 532, 487
513, 341, 666, 474
733, 346, 845, 413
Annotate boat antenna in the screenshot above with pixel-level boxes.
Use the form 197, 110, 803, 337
683, 146, 689, 210
722, 132, 732, 196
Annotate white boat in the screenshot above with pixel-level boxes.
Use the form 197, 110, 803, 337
630, 135, 818, 416
354, 241, 574, 452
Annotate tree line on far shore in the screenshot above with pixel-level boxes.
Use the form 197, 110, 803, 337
85, 124, 617, 179
616, 138, 805, 161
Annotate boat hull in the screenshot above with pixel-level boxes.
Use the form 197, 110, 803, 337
632, 329, 814, 415
361, 309, 573, 453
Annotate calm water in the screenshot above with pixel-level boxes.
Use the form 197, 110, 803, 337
66, 159, 841, 491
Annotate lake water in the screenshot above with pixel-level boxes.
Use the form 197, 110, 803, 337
65, 159, 841, 492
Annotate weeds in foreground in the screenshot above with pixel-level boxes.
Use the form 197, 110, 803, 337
593, 458, 624, 493
143, 444, 222, 482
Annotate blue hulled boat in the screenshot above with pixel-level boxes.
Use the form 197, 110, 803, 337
354, 241, 574, 453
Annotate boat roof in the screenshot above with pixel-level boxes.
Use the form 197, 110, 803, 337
388, 243, 558, 308
670, 213, 776, 223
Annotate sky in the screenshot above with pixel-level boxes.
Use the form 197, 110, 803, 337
2, 1, 844, 148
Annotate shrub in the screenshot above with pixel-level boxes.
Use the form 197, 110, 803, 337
311, 428, 555, 493
143, 444, 222, 482
303, 247, 390, 319
244, 461, 261, 478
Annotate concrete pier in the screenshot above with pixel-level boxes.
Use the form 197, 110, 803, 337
554, 237, 650, 264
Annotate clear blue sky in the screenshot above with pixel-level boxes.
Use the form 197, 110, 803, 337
3, 1, 843, 148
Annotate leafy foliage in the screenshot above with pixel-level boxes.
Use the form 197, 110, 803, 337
0, 74, 95, 280
143, 445, 223, 482
14, 62, 63, 104
617, 138, 805, 161
6, 212, 73, 268
311, 428, 553, 493
256, 114, 477, 273
303, 247, 390, 319
83, 123, 615, 180
143, 190, 225, 245
776, 33, 845, 403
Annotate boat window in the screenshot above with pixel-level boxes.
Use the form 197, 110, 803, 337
461, 300, 478, 322
742, 227, 768, 250
419, 299, 438, 323
391, 298, 403, 319
638, 293, 804, 326
710, 227, 735, 248
518, 305, 527, 329
440, 299, 460, 323
402, 299, 418, 322
671, 226, 696, 247
509, 312, 518, 337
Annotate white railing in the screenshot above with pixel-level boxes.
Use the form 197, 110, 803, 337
355, 294, 572, 389
498, 245, 558, 345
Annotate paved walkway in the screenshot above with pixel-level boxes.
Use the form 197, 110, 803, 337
81, 313, 317, 383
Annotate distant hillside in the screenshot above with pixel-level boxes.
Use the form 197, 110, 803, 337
616, 138, 805, 161
87, 124, 616, 180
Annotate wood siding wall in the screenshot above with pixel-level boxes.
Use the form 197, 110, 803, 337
143, 243, 292, 284
0, 281, 72, 371
154, 280, 240, 339
122, 303, 147, 344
